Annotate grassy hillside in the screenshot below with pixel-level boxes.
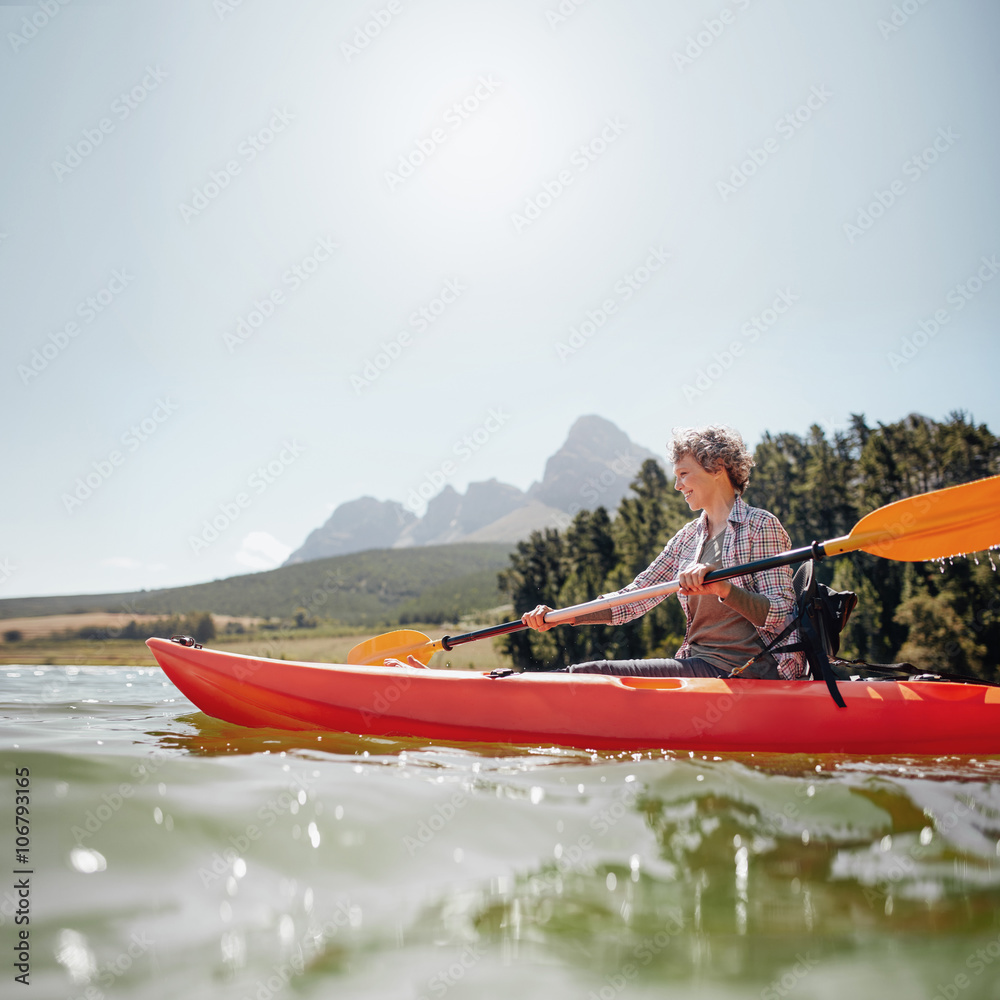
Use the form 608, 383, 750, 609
0, 543, 514, 626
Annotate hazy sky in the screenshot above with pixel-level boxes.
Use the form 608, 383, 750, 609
2, 0, 998, 599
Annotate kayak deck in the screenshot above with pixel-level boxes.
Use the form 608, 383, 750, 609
146, 637, 1000, 754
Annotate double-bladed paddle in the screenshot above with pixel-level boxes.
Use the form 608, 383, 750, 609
347, 474, 1000, 666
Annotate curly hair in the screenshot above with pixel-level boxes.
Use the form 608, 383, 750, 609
668, 425, 755, 496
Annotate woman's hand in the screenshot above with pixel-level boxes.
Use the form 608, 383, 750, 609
678, 562, 732, 599
521, 604, 557, 631
382, 655, 427, 668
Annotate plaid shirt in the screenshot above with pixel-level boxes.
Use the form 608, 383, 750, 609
608, 495, 806, 679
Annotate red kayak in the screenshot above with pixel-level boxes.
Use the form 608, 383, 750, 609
146, 637, 1000, 753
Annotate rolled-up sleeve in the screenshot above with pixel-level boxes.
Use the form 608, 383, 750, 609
737, 515, 796, 634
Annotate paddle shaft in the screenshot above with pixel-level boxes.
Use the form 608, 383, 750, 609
438, 541, 835, 651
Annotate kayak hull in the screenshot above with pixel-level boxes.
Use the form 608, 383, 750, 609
146, 637, 1000, 754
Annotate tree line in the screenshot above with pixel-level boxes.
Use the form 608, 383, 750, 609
498, 413, 1000, 679
82, 612, 218, 645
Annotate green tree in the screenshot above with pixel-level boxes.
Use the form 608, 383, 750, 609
191, 612, 216, 645
497, 529, 568, 669
831, 557, 884, 661
895, 592, 988, 675
556, 507, 618, 667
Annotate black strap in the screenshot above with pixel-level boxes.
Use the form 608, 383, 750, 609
729, 609, 802, 677
834, 658, 1000, 688
730, 595, 846, 708
801, 597, 846, 708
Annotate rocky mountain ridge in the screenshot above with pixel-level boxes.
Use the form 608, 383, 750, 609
283, 415, 662, 566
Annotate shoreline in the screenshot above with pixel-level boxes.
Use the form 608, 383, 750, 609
0, 628, 513, 671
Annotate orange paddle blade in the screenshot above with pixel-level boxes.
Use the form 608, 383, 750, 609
346, 629, 439, 666
825, 474, 1000, 561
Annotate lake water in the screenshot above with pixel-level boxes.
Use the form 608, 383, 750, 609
3, 665, 1000, 999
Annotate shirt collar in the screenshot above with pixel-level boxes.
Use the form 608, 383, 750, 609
696, 493, 748, 537
728, 493, 750, 524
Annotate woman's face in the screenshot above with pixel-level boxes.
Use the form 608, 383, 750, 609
673, 453, 727, 511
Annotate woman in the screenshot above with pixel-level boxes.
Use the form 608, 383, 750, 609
521, 425, 806, 680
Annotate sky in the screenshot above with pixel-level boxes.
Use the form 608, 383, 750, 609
1, 0, 998, 599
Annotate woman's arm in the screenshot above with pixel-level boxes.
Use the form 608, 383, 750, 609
605, 524, 695, 625
521, 521, 698, 632
675, 561, 770, 625
721, 584, 769, 627
744, 515, 796, 632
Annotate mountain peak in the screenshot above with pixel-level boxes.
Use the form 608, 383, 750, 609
284, 416, 661, 565
528, 415, 660, 514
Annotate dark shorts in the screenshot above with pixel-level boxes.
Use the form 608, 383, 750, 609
566, 657, 730, 678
